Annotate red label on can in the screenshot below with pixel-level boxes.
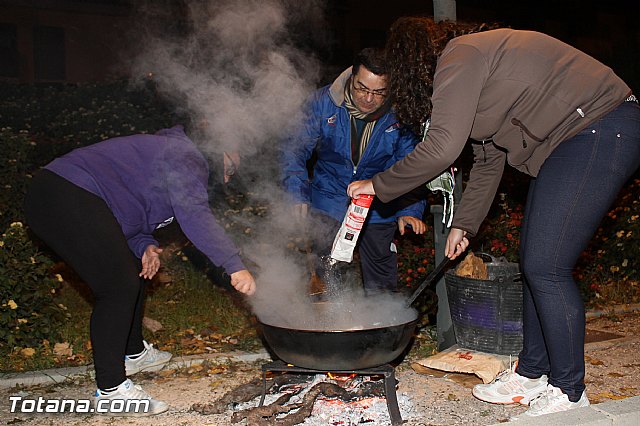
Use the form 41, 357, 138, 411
352, 194, 374, 208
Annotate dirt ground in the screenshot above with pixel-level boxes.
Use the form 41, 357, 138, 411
1, 309, 639, 425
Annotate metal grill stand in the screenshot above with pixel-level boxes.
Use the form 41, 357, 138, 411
259, 360, 403, 425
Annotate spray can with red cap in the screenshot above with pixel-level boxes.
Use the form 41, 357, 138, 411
330, 194, 374, 263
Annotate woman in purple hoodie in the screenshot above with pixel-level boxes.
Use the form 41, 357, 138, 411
25, 125, 256, 416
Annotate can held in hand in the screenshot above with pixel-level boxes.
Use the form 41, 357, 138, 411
330, 195, 374, 263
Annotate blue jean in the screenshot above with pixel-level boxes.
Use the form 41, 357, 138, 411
515, 101, 640, 401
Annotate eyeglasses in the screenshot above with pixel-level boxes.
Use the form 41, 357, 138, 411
352, 81, 387, 99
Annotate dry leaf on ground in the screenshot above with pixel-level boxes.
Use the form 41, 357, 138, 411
143, 316, 164, 333
20, 348, 36, 357
53, 342, 73, 357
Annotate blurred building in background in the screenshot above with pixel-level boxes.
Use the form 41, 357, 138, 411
0, 0, 637, 91
0, 0, 136, 82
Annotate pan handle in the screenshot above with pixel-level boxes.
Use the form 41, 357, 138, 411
404, 257, 451, 308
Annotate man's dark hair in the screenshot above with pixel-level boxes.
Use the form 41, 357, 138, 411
352, 47, 387, 76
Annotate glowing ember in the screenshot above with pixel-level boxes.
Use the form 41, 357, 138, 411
311, 395, 407, 425
327, 372, 358, 382
234, 370, 414, 425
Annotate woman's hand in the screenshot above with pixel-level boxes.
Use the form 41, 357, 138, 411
445, 228, 469, 260
140, 245, 163, 279
347, 179, 375, 198
230, 269, 256, 295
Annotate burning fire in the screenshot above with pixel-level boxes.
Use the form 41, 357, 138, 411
241, 367, 411, 425
327, 372, 358, 381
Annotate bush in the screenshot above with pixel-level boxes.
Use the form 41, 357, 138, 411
476, 192, 523, 262
0, 222, 65, 350
0, 80, 174, 147
0, 129, 38, 230
0, 80, 175, 230
576, 177, 640, 306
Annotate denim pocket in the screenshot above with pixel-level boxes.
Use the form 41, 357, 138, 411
595, 102, 640, 176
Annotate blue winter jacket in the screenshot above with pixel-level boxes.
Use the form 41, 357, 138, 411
282, 68, 426, 223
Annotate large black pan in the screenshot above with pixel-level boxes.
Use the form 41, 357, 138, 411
257, 258, 452, 371
258, 311, 418, 371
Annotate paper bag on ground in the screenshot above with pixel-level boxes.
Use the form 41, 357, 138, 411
413, 344, 512, 384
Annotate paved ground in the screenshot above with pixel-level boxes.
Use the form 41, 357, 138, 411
1, 308, 639, 425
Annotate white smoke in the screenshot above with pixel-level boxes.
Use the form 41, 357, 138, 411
128, 0, 417, 331
130, 0, 321, 156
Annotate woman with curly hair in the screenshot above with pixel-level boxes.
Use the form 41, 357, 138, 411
386, 17, 492, 136
348, 16, 640, 419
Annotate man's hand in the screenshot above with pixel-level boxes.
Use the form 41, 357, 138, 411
140, 245, 163, 280
230, 269, 256, 295
397, 216, 426, 235
445, 228, 469, 260
347, 179, 375, 198
293, 203, 308, 220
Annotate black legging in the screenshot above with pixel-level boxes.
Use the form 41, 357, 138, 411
25, 170, 146, 389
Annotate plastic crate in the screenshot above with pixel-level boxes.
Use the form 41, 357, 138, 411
445, 256, 523, 355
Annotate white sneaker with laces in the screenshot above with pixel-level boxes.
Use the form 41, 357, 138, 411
93, 378, 169, 416
472, 364, 548, 405
511, 384, 590, 420
125, 340, 172, 375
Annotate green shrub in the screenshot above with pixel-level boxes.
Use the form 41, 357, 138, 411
476, 192, 523, 262
0, 80, 175, 230
0, 129, 37, 230
0, 222, 65, 350
0, 80, 174, 147
576, 177, 640, 306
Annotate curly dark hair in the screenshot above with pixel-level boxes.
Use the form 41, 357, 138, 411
386, 17, 498, 135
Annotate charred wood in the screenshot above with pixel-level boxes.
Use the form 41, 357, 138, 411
231, 381, 384, 426
191, 375, 291, 415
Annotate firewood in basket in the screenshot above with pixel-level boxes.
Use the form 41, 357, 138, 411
456, 252, 489, 280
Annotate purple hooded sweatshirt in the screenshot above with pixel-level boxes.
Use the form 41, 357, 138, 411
45, 125, 245, 275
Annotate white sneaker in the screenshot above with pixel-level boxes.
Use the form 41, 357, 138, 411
93, 379, 169, 416
472, 364, 548, 405
125, 340, 172, 375
511, 384, 590, 420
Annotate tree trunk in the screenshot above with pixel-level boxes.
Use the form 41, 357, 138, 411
433, 0, 456, 22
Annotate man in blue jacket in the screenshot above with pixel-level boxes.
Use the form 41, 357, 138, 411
282, 48, 427, 294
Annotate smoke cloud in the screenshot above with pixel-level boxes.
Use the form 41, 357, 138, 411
128, 0, 417, 331
130, 0, 322, 156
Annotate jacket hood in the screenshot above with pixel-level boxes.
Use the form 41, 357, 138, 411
155, 125, 188, 139
328, 67, 352, 107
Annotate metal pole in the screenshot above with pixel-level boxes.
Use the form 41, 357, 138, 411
433, 0, 457, 22
432, 170, 463, 351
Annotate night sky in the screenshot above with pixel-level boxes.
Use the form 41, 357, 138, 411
328, 0, 639, 91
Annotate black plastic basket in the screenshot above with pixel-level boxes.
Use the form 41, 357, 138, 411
445, 254, 523, 355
